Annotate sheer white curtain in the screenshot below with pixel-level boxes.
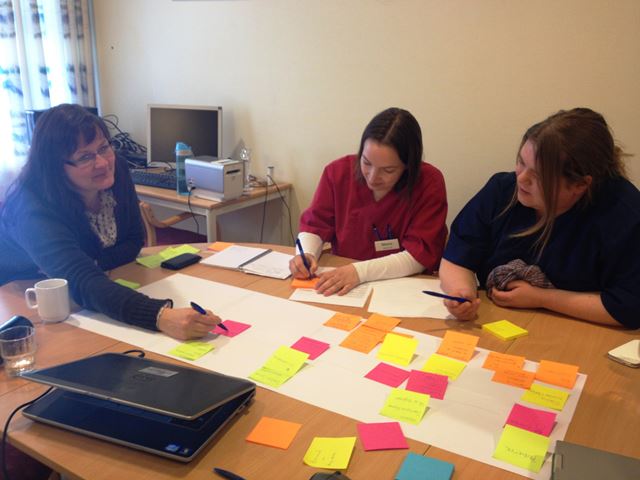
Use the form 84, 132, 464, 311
0, 0, 96, 198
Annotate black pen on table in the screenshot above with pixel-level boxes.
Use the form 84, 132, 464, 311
422, 290, 471, 303
190, 301, 228, 331
213, 467, 246, 480
295, 238, 314, 279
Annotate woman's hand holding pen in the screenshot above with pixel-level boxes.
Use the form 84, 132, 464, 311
443, 290, 480, 321
315, 264, 360, 296
157, 307, 222, 340
289, 253, 318, 279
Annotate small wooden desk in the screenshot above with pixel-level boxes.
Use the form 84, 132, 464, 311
135, 183, 292, 242
1, 246, 638, 479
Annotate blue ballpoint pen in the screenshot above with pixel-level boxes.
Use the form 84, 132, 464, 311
386, 224, 393, 240
213, 467, 246, 480
295, 238, 314, 279
422, 290, 471, 303
191, 301, 228, 331
372, 224, 382, 240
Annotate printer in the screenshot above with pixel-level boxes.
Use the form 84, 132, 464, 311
185, 156, 243, 201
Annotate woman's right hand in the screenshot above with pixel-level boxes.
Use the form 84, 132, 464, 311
157, 307, 222, 340
289, 253, 318, 279
444, 294, 481, 321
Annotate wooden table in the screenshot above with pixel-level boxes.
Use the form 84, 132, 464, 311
135, 183, 292, 242
1, 246, 638, 480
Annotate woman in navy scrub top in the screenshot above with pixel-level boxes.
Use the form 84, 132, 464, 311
440, 108, 639, 329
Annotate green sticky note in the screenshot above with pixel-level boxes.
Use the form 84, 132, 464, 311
159, 244, 199, 260
169, 341, 214, 361
521, 383, 570, 411
303, 437, 356, 469
249, 346, 309, 387
380, 388, 429, 425
482, 320, 528, 340
114, 278, 140, 289
377, 333, 418, 367
421, 353, 467, 380
493, 425, 550, 473
136, 253, 164, 269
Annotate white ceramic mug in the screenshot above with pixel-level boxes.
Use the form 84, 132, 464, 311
25, 278, 70, 323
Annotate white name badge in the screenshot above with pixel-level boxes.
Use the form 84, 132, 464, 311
374, 238, 400, 252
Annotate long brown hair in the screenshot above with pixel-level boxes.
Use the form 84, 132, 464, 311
354, 107, 423, 198
508, 107, 628, 254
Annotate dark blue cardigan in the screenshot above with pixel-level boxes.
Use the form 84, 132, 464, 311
0, 157, 166, 330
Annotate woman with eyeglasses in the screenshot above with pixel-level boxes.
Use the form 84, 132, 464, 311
0, 104, 222, 339
439, 108, 640, 329
289, 107, 448, 295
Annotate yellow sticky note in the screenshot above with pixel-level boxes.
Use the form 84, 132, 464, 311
380, 388, 429, 425
136, 253, 164, 268
208, 241, 234, 252
364, 313, 401, 332
521, 383, 570, 411
340, 325, 386, 353
114, 278, 140, 289
246, 416, 302, 450
421, 353, 467, 380
493, 425, 550, 473
377, 333, 418, 367
303, 437, 357, 469
436, 330, 479, 362
535, 360, 579, 389
169, 341, 214, 361
249, 346, 309, 387
482, 320, 528, 340
482, 352, 526, 371
324, 312, 361, 331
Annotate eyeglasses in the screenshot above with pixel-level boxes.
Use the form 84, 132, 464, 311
65, 142, 114, 169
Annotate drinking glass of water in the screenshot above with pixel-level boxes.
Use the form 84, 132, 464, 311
0, 326, 36, 377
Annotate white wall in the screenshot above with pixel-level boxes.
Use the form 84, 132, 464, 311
93, 0, 640, 244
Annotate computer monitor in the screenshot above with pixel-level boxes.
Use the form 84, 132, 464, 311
147, 104, 222, 167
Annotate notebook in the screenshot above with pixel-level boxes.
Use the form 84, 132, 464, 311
22, 353, 256, 462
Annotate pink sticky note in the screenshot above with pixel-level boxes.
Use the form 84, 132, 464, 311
212, 320, 251, 337
505, 403, 557, 436
357, 422, 409, 451
406, 370, 449, 400
290, 336, 330, 360
365, 363, 410, 387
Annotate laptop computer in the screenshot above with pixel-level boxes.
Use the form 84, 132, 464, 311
21, 353, 256, 462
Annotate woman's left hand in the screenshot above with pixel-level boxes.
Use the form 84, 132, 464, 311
315, 264, 360, 296
490, 280, 544, 309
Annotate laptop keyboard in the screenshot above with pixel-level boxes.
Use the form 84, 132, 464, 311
130, 169, 177, 190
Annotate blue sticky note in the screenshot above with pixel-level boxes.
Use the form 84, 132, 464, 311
396, 452, 454, 480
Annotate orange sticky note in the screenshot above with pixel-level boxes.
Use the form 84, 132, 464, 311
207, 241, 234, 252
364, 313, 401, 332
436, 330, 479, 362
291, 277, 319, 289
535, 360, 579, 389
483, 352, 526, 371
492, 367, 536, 389
246, 416, 302, 449
340, 325, 386, 353
324, 312, 361, 331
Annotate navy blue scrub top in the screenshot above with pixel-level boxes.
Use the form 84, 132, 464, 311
444, 172, 640, 329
